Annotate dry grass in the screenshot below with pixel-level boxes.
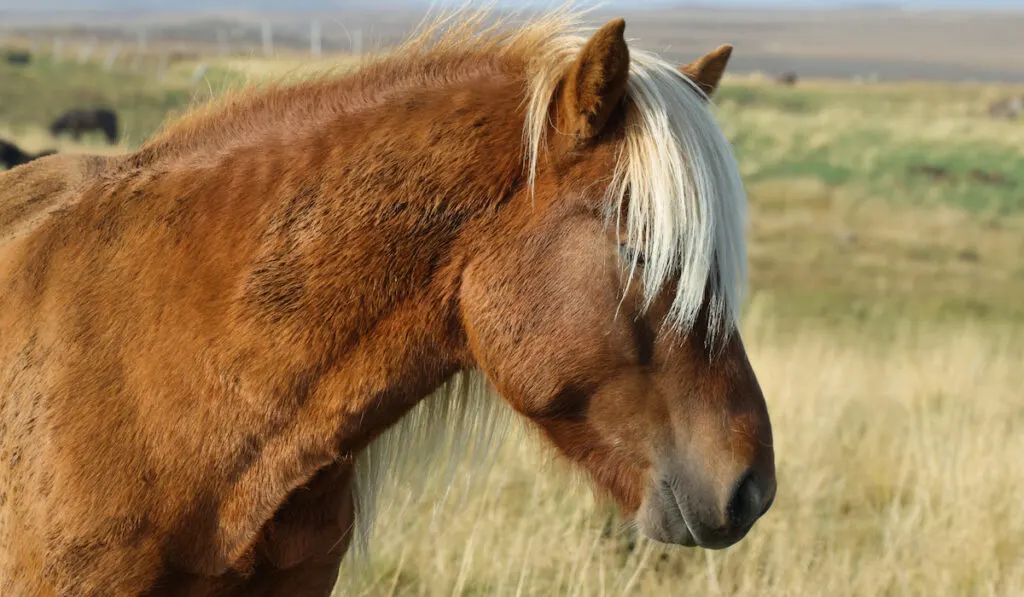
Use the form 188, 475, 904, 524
744, 176, 1024, 323
199, 54, 363, 81
334, 308, 1024, 596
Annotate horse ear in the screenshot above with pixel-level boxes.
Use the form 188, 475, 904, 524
680, 44, 733, 98
557, 18, 630, 141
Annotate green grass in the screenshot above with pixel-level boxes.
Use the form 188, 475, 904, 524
0, 57, 216, 146
0, 52, 358, 147
709, 78, 1024, 323
717, 80, 1024, 214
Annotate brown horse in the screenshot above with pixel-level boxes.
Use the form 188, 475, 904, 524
0, 12, 774, 596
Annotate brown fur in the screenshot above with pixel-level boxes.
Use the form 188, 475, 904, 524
557, 19, 630, 141
0, 16, 773, 596
680, 44, 733, 97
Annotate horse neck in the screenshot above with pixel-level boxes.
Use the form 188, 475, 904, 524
121, 68, 530, 456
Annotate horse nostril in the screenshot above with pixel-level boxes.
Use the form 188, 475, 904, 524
725, 471, 764, 531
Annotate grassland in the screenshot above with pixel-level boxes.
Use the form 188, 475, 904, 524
1, 51, 1022, 597
714, 78, 1024, 324
337, 313, 1024, 597
0, 52, 359, 146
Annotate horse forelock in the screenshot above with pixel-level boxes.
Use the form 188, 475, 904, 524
521, 17, 749, 346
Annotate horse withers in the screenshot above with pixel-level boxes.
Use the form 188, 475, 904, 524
0, 12, 774, 596
48, 107, 119, 144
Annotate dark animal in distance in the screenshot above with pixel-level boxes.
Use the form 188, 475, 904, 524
0, 138, 56, 170
4, 50, 31, 66
49, 108, 120, 144
776, 71, 798, 86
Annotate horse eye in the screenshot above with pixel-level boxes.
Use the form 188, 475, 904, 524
619, 244, 646, 267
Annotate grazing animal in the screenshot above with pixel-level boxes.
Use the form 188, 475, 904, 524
776, 70, 798, 86
0, 12, 774, 596
0, 138, 56, 170
4, 50, 31, 66
48, 107, 119, 144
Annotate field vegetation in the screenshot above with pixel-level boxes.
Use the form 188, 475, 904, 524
1, 50, 1022, 596
338, 313, 1024, 597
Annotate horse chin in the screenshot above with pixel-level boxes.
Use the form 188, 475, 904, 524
635, 491, 698, 547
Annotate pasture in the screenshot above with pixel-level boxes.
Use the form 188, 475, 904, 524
1, 47, 1022, 596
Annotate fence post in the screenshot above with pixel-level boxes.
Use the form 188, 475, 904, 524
103, 42, 122, 70
189, 63, 209, 86
77, 37, 98, 64
352, 28, 362, 56
156, 52, 169, 81
261, 19, 274, 57
217, 28, 229, 57
310, 20, 321, 58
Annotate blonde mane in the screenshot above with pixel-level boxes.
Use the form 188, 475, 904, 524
522, 21, 747, 342
396, 7, 748, 334
323, 7, 748, 558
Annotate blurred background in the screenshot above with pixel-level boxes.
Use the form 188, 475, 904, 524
2, 1, 1022, 595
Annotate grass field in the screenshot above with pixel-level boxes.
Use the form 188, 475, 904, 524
1, 51, 1022, 596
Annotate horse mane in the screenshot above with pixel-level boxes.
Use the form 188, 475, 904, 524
139, 9, 571, 162
147, 7, 746, 341
522, 25, 747, 343
133, 8, 749, 559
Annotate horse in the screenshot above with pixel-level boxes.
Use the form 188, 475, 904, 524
48, 107, 120, 144
0, 12, 775, 596
776, 70, 798, 86
4, 51, 31, 66
0, 138, 56, 170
